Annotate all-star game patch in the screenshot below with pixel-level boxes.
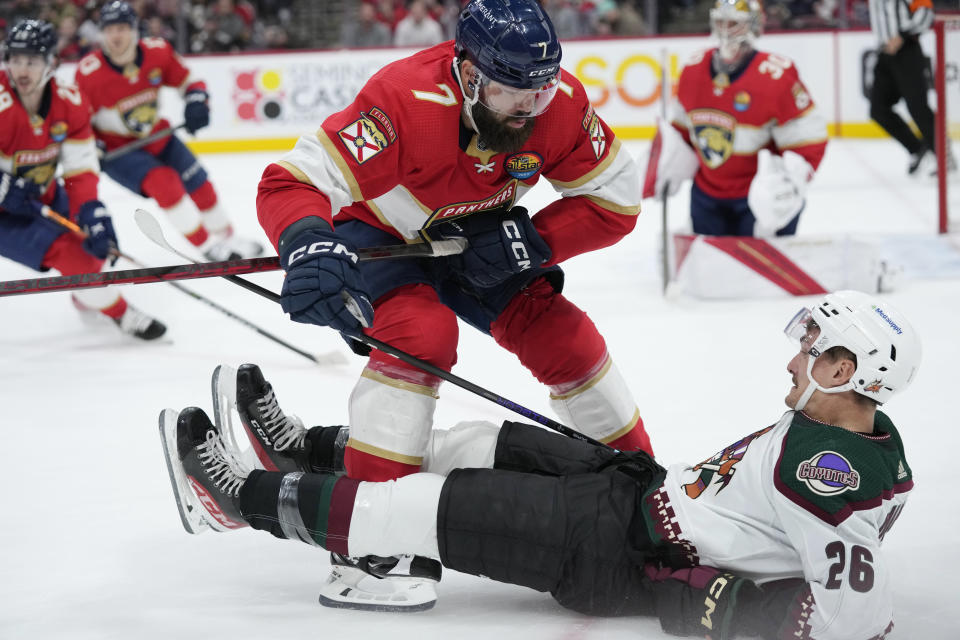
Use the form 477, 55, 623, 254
504, 152, 542, 180
338, 110, 393, 164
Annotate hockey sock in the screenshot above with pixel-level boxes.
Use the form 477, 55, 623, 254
607, 416, 654, 456
304, 425, 348, 474
141, 168, 208, 246
190, 182, 232, 235
239, 469, 360, 554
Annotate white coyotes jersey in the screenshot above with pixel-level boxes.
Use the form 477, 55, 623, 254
651, 410, 912, 639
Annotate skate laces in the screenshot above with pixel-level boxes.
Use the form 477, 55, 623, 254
257, 388, 307, 451
196, 429, 249, 497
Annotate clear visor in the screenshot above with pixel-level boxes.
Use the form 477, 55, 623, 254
477, 73, 559, 118
784, 307, 821, 355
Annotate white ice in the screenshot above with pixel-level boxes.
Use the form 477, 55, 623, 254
1, 139, 957, 639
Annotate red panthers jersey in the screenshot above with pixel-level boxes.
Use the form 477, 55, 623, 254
74, 38, 204, 151
0, 75, 99, 216
257, 41, 642, 266
672, 48, 827, 200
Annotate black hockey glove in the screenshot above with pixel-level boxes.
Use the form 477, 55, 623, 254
0, 172, 43, 218
646, 564, 763, 640
279, 223, 374, 334
443, 206, 551, 288
77, 200, 119, 264
183, 87, 210, 134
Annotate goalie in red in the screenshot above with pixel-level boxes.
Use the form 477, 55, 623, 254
646, 0, 828, 237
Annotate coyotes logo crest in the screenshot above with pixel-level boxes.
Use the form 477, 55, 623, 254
682, 426, 773, 499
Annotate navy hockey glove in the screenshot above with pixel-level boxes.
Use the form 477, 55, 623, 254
279, 227, 374, 333
444, 206, 551, 288
77, 200, 119, 264
0, 172, 43, 218
183, 88, 210, 134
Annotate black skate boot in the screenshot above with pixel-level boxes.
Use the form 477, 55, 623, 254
114, 305, 167, 340
159, 406, 249, 533
319, 552, 442, 612
234, 363, 311, 473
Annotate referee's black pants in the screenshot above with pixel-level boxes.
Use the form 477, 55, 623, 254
869, 37, 935, 155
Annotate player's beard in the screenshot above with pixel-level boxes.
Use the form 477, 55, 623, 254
471, 102, 535, 154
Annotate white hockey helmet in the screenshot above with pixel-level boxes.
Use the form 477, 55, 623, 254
784, 290, 922, 408
710, 0, 764, 62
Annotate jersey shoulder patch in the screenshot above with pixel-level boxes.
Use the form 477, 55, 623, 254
774, 412, 912, 525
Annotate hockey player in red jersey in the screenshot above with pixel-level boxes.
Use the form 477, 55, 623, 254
164, 290, 920, 639
647, 0, 827, 237
255, 0, 650, 609
74, 1, 262, 262
0, 20, 165, 340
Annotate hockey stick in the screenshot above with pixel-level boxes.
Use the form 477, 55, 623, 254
0, 222, 467, 297
101, 124, 187, 163
135, 211, 605, 447
39, 207, 345, 365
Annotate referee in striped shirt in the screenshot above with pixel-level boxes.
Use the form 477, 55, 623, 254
868, 0, 935, 175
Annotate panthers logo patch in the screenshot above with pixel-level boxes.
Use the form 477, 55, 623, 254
690, 109, 736, 169
116, 89, 160, 136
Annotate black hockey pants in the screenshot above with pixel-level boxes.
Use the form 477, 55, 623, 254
436, 421, 666, 616
869, 37, 935, 155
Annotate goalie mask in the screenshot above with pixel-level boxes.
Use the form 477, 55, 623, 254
2, 20, 58, 97
710, 0, 764, 64
784, 290, 921, 409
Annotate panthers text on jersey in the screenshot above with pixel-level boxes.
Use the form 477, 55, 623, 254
0, 75, 99, 216
646, 410, 911, 639
257, 41, 642, 266
74, 37, 205, 152
672, 49, 828, 200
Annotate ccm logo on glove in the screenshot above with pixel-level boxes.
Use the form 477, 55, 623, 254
502, 219, 532, 270
286, 241, 359, 267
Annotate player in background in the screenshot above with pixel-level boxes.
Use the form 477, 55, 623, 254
646, 0, 827, 237
74, 1, 263, 262
164, 289, 920, 638
253, 0, 651, 610
0, 19, 165, 340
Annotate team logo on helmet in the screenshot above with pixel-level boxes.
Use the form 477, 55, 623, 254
796, 451, 860, 496
690, 109, 735, 169
863, 379, 884, 393
337, 113, 391, 164
49, 121, 68, 142
682, 426, 773, 499
504, 152, 542, 180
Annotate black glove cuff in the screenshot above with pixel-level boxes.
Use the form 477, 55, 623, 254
278, 216, 333, 256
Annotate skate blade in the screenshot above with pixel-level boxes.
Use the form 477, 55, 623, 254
210, 364, 239, 434
317, 565, 438, 613
158, 408, 210, 535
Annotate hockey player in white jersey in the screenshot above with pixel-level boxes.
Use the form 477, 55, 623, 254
161, 289, 920, 637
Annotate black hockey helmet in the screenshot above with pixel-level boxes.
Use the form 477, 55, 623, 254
100, 0, 139, 28
3, 19, 58, 62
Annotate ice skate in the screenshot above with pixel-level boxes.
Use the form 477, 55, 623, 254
159, 406, 250, 534
114, 304, 167, 340
908, 147, 936, 178
319, 552, 442, 612
202, 229, 264, 262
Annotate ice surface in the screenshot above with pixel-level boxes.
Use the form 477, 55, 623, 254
1, 140, 957, 638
